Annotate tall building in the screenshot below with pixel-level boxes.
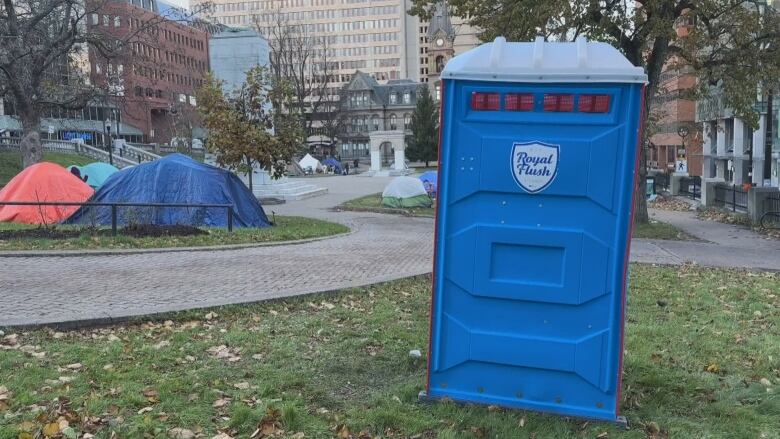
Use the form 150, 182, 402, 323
209, 27, 271, 93
192, 0, 419, 85
90, 0, 211, 145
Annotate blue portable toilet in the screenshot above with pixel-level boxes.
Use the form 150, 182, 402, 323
423, 36, 647, 425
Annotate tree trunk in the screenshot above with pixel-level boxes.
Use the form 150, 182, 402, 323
20, 111, 43, 168
634, 141, 650, 224
633, 90, 653, 225
246, 156, 253, 192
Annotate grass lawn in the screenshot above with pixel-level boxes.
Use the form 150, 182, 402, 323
0, 216, 349, 251
0, 265, 777, 438
338, 193, 435, 217
632, 220, 696, 241
0, 151, 94, 186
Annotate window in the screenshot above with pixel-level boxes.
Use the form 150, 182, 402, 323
178, 93, 186, 103
134, 86, 142, 97
114, 16, 121, 27
403, 91, 410, 104
389, 114, 397, 130
403, 114, 411, 130
389, 93, 397, 104
435, 84, 441, 101
371, 115, 379, 131
102, 15, 109, 26
91, 13, 99, 25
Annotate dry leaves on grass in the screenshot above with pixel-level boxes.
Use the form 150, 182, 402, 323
649, 196, 696, 212
249, 407, 282, 438
207, 345, 242, 362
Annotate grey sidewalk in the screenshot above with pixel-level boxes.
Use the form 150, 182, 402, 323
1, 179, 777, 327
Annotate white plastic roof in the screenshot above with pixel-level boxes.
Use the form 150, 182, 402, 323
442, 36, 647, 84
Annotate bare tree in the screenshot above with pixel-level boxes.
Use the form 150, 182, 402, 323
257, 10, 338, 138
0, 0, 205, 167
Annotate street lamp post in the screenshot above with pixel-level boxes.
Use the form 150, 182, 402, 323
104, 118, 114, 166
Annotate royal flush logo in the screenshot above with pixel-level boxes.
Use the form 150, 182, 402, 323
511, 141, 559, 193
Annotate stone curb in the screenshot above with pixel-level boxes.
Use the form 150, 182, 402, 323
0, 229, 353, 258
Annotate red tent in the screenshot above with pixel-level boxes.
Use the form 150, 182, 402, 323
0, 162, 94, 224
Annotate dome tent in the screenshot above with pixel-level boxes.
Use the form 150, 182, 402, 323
382, 176, 432, 208
0, 162, 94, 224
66, 154, 269, 228
322, 157, 343, 174
68, 162, 119, 189
418, 171, 438, 197
298, 154, 322, 173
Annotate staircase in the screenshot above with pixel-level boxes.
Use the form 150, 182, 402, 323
251, 180, 328, 201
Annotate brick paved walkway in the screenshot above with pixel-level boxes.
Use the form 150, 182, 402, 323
1, 176, 777, 327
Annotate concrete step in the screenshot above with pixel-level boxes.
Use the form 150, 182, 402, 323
251, 183, 328, 201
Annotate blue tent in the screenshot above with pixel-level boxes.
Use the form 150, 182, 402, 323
419, 171, 438, 196
66, 154, 269, 228
322, 158, 343, 174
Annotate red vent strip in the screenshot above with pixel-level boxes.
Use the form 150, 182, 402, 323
579, 94, 611, 113
471, 92, 500, 111
505, 93, 535, 111
543, 94, 574, 112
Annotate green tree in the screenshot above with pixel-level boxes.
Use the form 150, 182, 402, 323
196, 66, 303, 192
410, 0, 780, 224
407, 87, 439, 167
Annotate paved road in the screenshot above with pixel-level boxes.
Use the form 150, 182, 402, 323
1, 177, 777, 327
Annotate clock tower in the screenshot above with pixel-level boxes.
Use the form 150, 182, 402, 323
425, 1, 455, 100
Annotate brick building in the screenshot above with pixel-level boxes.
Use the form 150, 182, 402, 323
90, 0, 210, 145
648, 21, 702, 177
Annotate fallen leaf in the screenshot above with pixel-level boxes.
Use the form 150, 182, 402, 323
706, 363, 720, 373
290, 433, 305, 439
53, 332, 66, 339
65, 363, 83, 370
137, 406, 153, 414
212, 434, 233, 439
168, 427, 195, 439
154, 340, 171, 350
336, 424, 350, 439
205, 312, 218, 320
596, 433, 608, 439
212, 397, 231, 409
760, 378, 772, 387
233, 382, 250, 390
42, 422, 60, 437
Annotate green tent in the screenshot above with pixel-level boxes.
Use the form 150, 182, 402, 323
67, 162, 120, 189
382, 176, 432, 208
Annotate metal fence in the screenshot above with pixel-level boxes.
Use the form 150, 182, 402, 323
0, 201, 235, 234
714, 183, 749, 212
679, 176, 701, 200
761, 195, 780, 228
650, 173, 670, 193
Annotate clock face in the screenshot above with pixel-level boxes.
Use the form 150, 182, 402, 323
436, 38, 444, 47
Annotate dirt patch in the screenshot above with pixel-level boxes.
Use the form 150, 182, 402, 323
0, 224, 206, 240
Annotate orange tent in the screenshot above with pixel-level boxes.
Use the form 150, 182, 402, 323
0, 162, 94, 224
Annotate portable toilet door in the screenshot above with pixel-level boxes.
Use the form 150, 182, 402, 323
425, 36, 647, 424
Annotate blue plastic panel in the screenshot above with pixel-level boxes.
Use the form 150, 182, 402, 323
427, 80, 644, 422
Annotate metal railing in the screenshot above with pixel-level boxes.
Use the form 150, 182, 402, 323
0, 137, 80, 153
0, 201, 235, 234
679, 176, 701, 200
760, 195, 780, 229
650, 173, 670, 193
73, 142, 139, 168
714, 183, 749, 212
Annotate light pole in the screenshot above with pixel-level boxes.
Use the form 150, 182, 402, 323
104, 118, 114, 166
